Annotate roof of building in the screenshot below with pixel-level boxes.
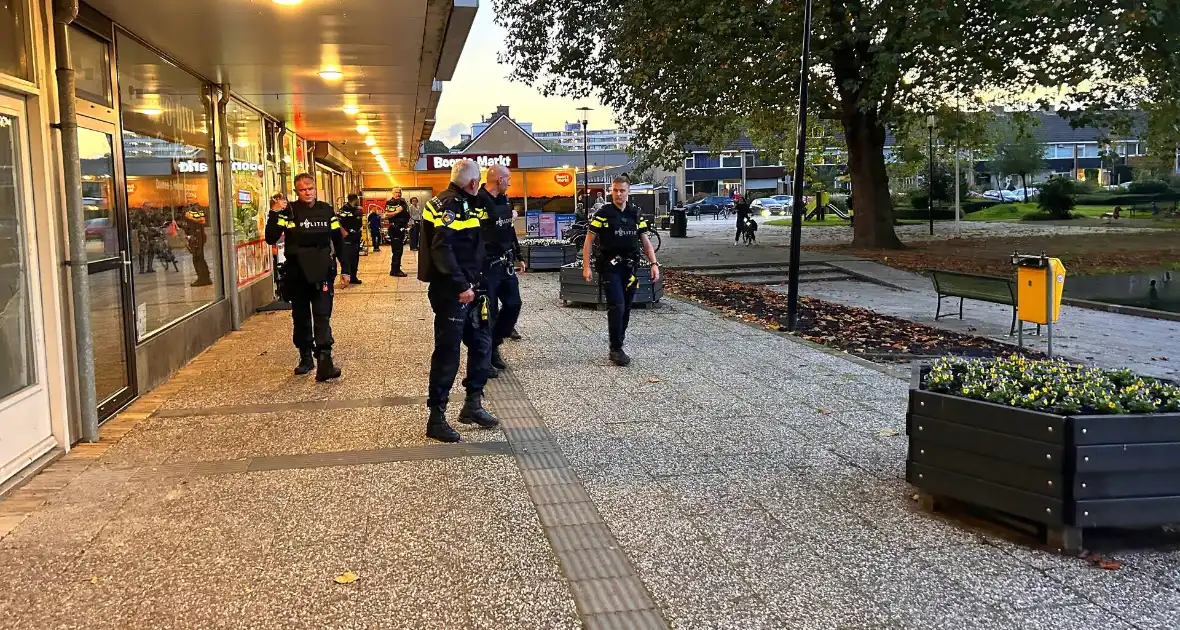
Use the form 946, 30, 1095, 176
463, 115, 549, 154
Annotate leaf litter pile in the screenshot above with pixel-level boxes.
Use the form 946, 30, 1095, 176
664, 271, 1038, 363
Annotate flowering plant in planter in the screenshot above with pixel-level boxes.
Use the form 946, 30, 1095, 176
925, 355, 1180, 415
520, 238, 570, 247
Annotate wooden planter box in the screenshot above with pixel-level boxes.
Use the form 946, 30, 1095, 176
559, 265, 664, 307
522, 244, 576, 271
907, 366, 1180, 551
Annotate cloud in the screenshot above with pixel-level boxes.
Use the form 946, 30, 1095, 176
438, 123, 470, 146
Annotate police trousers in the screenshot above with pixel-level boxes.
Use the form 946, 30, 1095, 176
289, 279, 335, 353
485, 263, 522, 346
389, 229, 406, 273
601, 266, 636, 351
341, 237, 361, 280
426, 283, 491, 408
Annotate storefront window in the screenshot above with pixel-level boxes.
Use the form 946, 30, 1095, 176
68, 27, 112, 106
116, 33, 221, 339
0, 0, 30, 80
0, 111, 36, 397
226, 100, 270, 288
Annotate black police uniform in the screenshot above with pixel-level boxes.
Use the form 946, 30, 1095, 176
368, 209, 383, 251
420, 182, 500, 442
181, 206, 213, 287
386, 197, 410, 276
265, 199, 345, 381
337, 202, 364, 284
734, 200, 751, 243
588, 203, 651, 362
476, 185, 523, 366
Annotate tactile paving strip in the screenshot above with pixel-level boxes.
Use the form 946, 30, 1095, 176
489, 369, 669, 628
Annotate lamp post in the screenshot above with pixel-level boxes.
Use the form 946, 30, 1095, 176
577, 106, 593, 209
785, 0, 814, 332
927, 114, 936, 236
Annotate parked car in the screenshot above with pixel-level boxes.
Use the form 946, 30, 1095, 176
751, 197, 788, 216
684, 196, 735, 217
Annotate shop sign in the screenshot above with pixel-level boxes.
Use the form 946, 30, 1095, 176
235, 238, 273, 287
539, 212, 557, 238
525, 210, 541, 237
238, 190, 252, 205
175, 159, 265, 174
126, 183, 137, 194
426, 153, 517, 171
554, 172, 573, 186
555, 213, 575, 239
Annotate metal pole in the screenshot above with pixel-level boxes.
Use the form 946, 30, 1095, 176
954, 143, 961, 238
785, 0, 813, 332
583, 119, 590, 204
928, 122, 935, 235
217, 86, 242, 331
1045, 255, 1054, 358
53, 0, 100, 442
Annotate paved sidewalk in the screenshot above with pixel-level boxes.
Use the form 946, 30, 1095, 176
2, 248, 1179, 629
794, 261, 1180, 379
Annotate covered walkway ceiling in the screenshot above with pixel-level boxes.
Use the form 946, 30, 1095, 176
85, 0, 477, 174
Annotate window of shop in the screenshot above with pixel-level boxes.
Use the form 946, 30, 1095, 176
226, 100, 269, 288
68, 26, 113, 106
116, 32, 221, 339
0, 0, 30, 81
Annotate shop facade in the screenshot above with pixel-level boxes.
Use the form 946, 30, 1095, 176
0, 0, 351, 487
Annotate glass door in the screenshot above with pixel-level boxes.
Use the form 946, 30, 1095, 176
77, 118, 136, 418
0, 95, 54, 482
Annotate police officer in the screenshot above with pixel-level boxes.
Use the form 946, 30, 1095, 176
420, 159, 499, 442
582, 174, 660, 366
386, 189, 410, 277
367, 204, 383, 252
477, 164, 525, 374
181, 203, 213, 287
265, 173, 347, 381
337, 193, 364, 285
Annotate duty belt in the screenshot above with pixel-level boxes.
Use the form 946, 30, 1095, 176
609, 255, 640, 289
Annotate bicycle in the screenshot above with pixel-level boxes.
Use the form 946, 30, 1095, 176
740, 217, 758, 246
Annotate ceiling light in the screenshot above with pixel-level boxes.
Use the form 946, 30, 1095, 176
365, 137, 376, 146
370, 147, 380, 155
139, 108, 163, 117
272, 0, 302, 5
342, 104, 359, 115
236, 138, 249, 148
356, 124, 370, 134
318, 69, 344, 81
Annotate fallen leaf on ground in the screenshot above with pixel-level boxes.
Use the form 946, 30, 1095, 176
646, 377, 662, 383
817, 408, 833, 415
877, 428, 901, 437
1082, 552, 1122, 571
89, 577, 99, 585
334, 571, 359, 584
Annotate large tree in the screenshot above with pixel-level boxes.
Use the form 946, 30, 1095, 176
496, 0, 1109, 248
421, 139, 449, 155
993, 120, 1046, 203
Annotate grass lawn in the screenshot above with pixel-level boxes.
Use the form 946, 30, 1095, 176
964, 203, 1119, 221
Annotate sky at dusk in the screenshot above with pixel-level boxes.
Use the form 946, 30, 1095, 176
432, 6, 615, 147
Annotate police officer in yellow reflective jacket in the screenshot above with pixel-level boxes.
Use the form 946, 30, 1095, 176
337, 193, 364, 285
582, 174, 660, 367
419, 159, 500, 443
265, 173, 347, 381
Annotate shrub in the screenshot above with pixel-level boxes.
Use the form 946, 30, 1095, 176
925, 355, 1180, 415
895, 208, 956, 220
1077, 191, 1180, 205
963, 200, 1002, 214
1073, 178, 1100, 195
1170, 174, 1180, 190
1037, 176, 1077, 219
908, 189, 929, 210
1129, 180, 1172, 195
1084, 168, 1100, 182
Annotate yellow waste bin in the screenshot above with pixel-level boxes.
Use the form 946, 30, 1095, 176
1016, 256, 1066, 324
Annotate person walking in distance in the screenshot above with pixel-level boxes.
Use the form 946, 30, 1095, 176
367, 204, 383, 252
386, 189, 410, 276
409, 197, 423, 251
734, 194, 751, 245
337, 193, 364, 285
477, 164, 525, 375
582, 175, 660, 366
265, 173, 346, 381
420, 159, 500, 442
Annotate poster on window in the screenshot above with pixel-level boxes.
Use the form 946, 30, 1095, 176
236, 238, 273, 287
555, 214, 575, 240
526, 210, 541, 237
539, 212, 557, 238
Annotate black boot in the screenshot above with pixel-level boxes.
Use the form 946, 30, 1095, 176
315, 350, 342, 382
294, 349, 315, 375
609, 349, 632, 367
509, 329, 522, 341
426, 406, 461, 443
491, 345, 508, 371
458, 392, 500, 428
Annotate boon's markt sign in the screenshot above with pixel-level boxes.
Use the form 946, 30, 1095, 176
426, 154, 518, 171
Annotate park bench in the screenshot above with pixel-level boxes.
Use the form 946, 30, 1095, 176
928, 269, 1038, 336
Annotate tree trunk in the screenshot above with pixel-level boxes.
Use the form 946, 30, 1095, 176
1021, 173, 1028, 203
843, 107, 903, 249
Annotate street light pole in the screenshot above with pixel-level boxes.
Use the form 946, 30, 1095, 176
577, 106, 592, 208
927, 114, 935, 236
785, 0, 814, 332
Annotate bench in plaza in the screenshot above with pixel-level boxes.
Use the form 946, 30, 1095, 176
928, 269, 1038, 336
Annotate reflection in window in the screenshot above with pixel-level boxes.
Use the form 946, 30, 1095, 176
78, 128, 119, 261
226, 101, 265, 244
0, 0, 29, 80
0, 113, 36, 399
68, 27, 112, 106
117, 33, 221, 340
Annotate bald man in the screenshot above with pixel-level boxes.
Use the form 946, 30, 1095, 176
477, 165, 525, 374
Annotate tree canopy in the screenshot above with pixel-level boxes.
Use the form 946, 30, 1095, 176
993, 121, 1046, 203
421, 139, 449, 155
496, 0, 1134, 248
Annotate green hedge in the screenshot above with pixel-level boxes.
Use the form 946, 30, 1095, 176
895, 208, 958, 220
1077, 191, 1180, 206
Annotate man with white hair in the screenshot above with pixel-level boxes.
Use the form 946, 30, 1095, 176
477, 164, 525, 375
419, 158, 500, 442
